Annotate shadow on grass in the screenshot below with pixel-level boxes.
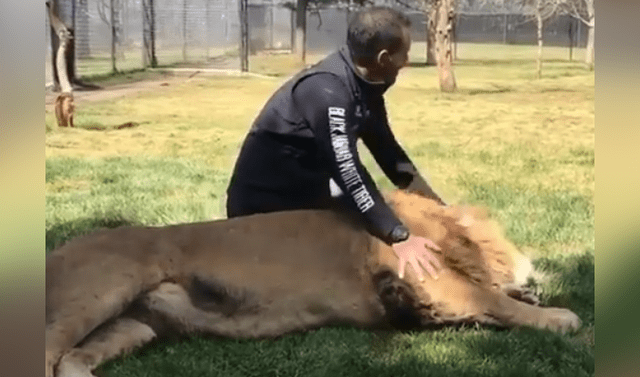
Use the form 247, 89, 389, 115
99, 324, 594, 377
534, 252, 595, 324
464, 86, 514, 95
406, 62, 436, 68
407, 58, 581, 68
455, 58, 579, 66
46, 214, 140, 252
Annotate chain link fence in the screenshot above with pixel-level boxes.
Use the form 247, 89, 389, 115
45, 0, 589, 85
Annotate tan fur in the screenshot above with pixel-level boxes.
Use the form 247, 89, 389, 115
46, 191, 580, 377
54, 93, 74, 128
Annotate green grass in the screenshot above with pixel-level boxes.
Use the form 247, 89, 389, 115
45, 157, 227, 251
99, 326, 593, 377
47, 42, 588, 84
46, 43, 594, 376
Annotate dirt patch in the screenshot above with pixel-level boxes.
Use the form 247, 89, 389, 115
45, 68, 279, 115
45, 75, 188, 112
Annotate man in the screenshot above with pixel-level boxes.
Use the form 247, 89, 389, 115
226, 7, 446, 280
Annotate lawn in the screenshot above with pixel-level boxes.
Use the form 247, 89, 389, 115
45, 43, 594, 376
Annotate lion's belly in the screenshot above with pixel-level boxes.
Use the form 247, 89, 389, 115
160, 210, 384, 335
142, 276, 385, 339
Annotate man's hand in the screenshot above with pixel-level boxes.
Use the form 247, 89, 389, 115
392, 235, 442, 281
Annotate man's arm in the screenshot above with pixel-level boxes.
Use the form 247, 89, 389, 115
360, 98, 447, 205
293, 74, 407, 244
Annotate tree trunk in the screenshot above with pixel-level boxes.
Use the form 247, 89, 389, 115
56, 34, 73, 93
585, 20, 594, 69
48, 0, 77, 92
584, 1, 595, 70
536, 10, 543, 79
435, 0, 456, 92
142, 0, 157, 67
426, 6, 437, 66
294, 0, 307, 63
47, 0, 74, 92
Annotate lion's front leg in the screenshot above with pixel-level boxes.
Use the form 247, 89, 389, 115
502, 283, 540, 306
405, 269, 581, 333
478, 285, 581, 334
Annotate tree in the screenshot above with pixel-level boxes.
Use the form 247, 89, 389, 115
486, 0, 592, 75
394, 0, 457, 91
47, 0, 74, 92
393, 0, 437, 65
560, 0, 594, 69
533, 1, 562, 78
288, 0, 371, 64
481, 0, 561, 78
295, 0, 308, 62
142, 0, 158, 67
97, 0, 123, 71
281, 0, 307, 62
433, 0, 457, 91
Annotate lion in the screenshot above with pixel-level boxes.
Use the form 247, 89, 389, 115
54, 93, 74, 128
45, 191, 580, 377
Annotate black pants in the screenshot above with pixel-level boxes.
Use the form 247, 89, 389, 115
226, 131, 337, 218
226, 187, 315, 218
226, 184, 358, 219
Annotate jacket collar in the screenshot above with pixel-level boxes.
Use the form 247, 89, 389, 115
338, 45, 393, 96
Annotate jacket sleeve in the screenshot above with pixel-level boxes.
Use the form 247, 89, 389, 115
360, 97, 447, 206
292, 73, 405, 244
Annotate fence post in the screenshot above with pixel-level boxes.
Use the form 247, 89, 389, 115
503, 13, 508, 44
206, 0, 210, 59
568, 18, 574, 61
111, 0, 117, 73
576, 19, 581, 48
290, 6, 295, 51
183, 0, 188, 62
269, 0, 274, 49
239, 0, 249, 71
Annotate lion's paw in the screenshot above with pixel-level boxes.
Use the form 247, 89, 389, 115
55, 354, 97, 377
541, 307, 581, 334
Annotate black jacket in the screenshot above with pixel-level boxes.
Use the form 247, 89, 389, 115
227, 45, 442, 244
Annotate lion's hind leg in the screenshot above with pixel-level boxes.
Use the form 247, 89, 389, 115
46, 247, 164, 377
55, 317, 157, 377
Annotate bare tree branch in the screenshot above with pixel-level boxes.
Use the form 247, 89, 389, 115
97, 0, 110, 26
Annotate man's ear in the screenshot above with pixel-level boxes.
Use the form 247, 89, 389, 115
376, 49, 391, 67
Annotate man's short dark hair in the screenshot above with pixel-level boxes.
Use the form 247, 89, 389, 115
347, 7, 412, 65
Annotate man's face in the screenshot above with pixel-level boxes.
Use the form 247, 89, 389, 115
379, 27, 411, 85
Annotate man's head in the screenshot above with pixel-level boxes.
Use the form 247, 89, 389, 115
347, 7, 412, 85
